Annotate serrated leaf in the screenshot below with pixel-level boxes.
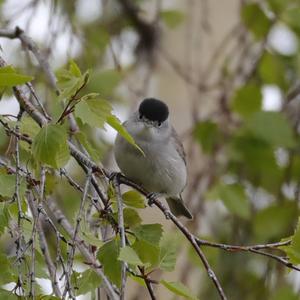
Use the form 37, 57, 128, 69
122, 190, 146, 208
160, 10, 185, 28
241, 3, 272, 39
161, 280, 198, 300
75, 97, 112, 128
0, 173, 26, 198
0, 65, 33, 87
232, 84, 262, 117
208, 183, 251, 219
132, 224, 163, 245
107, 115, 144, 155
56, 61, 88, 100
123, 208, 142, 228
118, 246, 144, 266
32, 124, 70, 168
76, 269, 102, 296
158, 234, 179, 271
98, 239, 121, 287
132, 240, 160, 268
247, 111, 295, 147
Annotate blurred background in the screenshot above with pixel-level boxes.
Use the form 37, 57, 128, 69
1, 0, 300, 299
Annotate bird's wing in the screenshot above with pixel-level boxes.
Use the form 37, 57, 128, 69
171, 127, 186, 165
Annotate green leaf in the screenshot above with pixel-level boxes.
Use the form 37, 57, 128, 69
69, 60, 82, 77
20, 116, 40, 139
132, 224, 163, 245
81, 230, 104, 247
160, 10, 185, 28
272, 286, 299, 300
75, 131, 100, 161
0, 253, 14, 284
107, 115, 144, 155
0, 65, 33, 87
118, 246, 144, 266
193, 121, 220, 153
241, 3, 272, 39
207, 183, 251, 219
281, 217, 300, 264
76, 269, 102, 296
0, 289, 18, 300
123, 208, 142, 228
32, 124, 70, 168
98, 239, 121, 287
259, 52, 286, 89
56, 61, 88, 100
247, 111, 295, 147
161, 280, 198, 300
0, 173, 26, 198
229, 131, 283, 192
268, 0, 289, 14
132, 240, 160, 268
122, 190, 146, 208
254, 202, 298, 241
0, 203, 10, 234
87, 69, 122, 97
75, 96, 112, 128
158, 234, 179, 271
282, 7, 300, 33
231, 84, 262, 117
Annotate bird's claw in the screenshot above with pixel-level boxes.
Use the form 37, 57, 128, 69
164, 210, 171, 219
108, 172, 121, 182
147, 192, 160, 206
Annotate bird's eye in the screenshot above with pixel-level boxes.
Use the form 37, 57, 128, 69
158, 122, 162, 127
139, 114, 142, 120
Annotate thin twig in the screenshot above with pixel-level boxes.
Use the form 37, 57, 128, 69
46, 200, 119, 300
0, 27, 58, 94
13, 123, 25, 296
30, 166, 62, 297
27, 192, 38, 298
63, 170, 92, 299
113, 175, 127, 300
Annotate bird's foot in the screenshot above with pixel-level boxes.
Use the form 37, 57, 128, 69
147, 192, 160, 207
164, 210, 172, 220
108, 172, 121, 182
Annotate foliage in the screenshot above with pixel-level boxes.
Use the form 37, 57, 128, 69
0, 0, 300, 299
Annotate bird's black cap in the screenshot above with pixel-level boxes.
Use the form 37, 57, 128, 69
139, 98, 169, 123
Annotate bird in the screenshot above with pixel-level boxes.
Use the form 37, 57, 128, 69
114, 98, 192, 219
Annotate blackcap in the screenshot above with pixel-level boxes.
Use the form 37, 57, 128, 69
114, 98, 192, 219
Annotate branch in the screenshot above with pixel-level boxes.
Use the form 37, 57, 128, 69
46, 200, 119, 300
27, 194, 62, 298
195, 238, 300, 272
0, 27, 58, 93
63, 170, 92, 299
113, 175, 127, 300
118, 175, 227, 300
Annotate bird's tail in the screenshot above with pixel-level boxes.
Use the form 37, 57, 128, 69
166, 196, 193, 219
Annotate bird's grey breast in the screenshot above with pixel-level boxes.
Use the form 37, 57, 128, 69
114, 127, 186, 196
